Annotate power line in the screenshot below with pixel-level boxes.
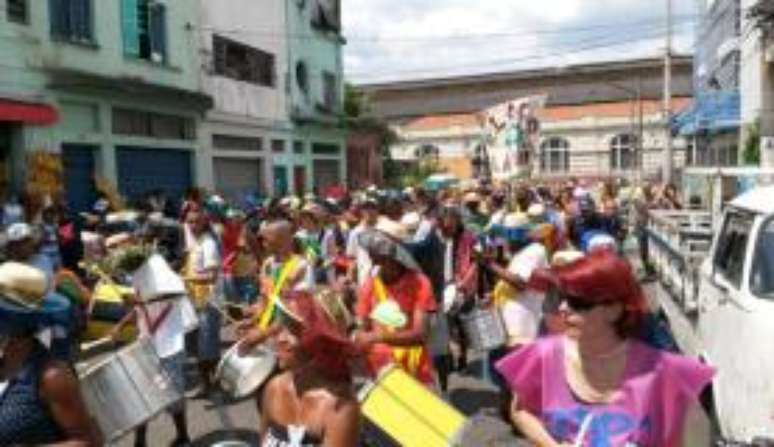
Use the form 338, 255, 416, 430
197, 14, 698, 44
348, 27, 690, 81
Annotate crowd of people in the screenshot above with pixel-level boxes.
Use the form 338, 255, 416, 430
0, 178, 710, 446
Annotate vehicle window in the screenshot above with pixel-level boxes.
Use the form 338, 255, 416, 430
713, 212, 754, 289
751, 218, 774, 300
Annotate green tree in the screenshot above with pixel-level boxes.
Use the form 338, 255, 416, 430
743, 119, 761, 165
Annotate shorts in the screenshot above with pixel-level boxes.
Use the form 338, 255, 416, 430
160, 351, 186, 414
196, 303, 222, 362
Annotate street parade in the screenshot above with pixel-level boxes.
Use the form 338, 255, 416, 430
3, 0, 774, 446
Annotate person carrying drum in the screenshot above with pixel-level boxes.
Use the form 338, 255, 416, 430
238, 219, 315, 353
353, 218, 436, 387
259, 290, 360, 446
108, 254, 192, 447
0, 262, 100, 446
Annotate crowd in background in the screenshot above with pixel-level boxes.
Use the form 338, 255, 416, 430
0, 177, 713, 447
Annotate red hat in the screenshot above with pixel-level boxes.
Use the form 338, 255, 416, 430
287, 291, 354, 382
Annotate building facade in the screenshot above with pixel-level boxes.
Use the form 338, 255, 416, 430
1, 0, 211, 212
285, 0, 347, 196
361, 57, 693, 182
741, 0, 774, 168
197, 0, 347, 200
672, 0, 741, 168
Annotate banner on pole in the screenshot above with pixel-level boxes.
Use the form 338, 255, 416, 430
480, 95, 546, 180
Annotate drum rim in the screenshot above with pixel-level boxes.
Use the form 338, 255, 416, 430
80, 337, 156, 377
215, 343, 277, 398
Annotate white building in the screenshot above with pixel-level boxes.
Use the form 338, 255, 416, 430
197, 0, 347, 200
362, 57, 693, 181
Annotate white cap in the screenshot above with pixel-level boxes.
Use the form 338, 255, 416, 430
6, 222, 33, 243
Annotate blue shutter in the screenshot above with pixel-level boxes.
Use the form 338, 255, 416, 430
149, 3, 167, 63
121, 0, 140, 56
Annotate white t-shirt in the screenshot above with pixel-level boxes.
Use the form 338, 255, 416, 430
443, 236, 454, 285
189, 232, 224, 304
500, 243, 548, 345
346, 224, 373, 286
137, 299, 185, 359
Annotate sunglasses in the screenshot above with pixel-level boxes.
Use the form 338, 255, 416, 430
545, 290, 608, 313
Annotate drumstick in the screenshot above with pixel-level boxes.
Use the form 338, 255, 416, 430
573, 413, 594, 447
81, 337, 115, 352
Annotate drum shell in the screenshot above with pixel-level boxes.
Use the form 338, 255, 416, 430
460, 306, 507, 352
358, 366, 466, 447
216, 344, 276, 399
79, 340, 182, 442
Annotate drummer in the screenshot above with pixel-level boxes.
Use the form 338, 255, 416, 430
108, 255, 191, 447
238, 219, 315, 352
259, 290, 360, 446
353, 218, 436, 387
0, 262, 100, 446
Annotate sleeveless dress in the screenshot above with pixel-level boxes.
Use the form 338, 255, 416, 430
0, 344, 66, 445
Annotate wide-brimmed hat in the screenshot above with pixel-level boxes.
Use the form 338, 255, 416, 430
463, 192, 481, 204
0, 263, 70, 335
0, 262, 50, 309
358, 218, 420, 271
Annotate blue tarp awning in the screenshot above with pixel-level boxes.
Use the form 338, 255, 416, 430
671, 90, 740, 136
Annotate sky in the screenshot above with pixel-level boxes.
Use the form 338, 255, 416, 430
342, 0, 698, 85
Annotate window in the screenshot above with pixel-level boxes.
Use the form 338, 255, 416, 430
751, 218, 774, 299
321, 71, 338, 112
121, 0, 167, 64
213, 135, 263, 151
610, 133, 637, 171
213, 35, 275, 87
310, 0, 341, 33
272, 140, 285, 153
540, 137, 570, 173
713, 211, 754, 289
294, 141, 305, 154
49, 0, 93, 43
312, 143, 340, 155
112, 108, 194, 140
296, 61, 309, 96
7, 0, 28, 24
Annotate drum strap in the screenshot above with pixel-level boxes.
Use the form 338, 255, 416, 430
373, 276, 424, 375
258, 256, 300, 330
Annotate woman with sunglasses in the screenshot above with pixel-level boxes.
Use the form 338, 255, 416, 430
496, 250, 714, 446
259, 291, 360, 447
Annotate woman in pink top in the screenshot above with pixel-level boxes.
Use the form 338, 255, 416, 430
497, 250, 714, 446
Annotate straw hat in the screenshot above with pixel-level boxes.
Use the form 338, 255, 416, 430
105, 232, 132, 249
0, 262, 49, 309
5, 222, 35, 243
358, 218, 420, 271
400, 212, 421, 234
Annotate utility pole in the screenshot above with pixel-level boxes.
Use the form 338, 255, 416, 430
663, 0, 674, 184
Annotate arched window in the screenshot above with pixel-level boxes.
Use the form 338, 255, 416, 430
540, 137, 570, 173
610, 134, 637, 171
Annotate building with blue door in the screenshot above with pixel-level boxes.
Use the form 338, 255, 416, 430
0, 0, 212, 212
197, 0, 347, 200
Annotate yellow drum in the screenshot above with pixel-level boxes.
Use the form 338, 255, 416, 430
358, 365, 466, 447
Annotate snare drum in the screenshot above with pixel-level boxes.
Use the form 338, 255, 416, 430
79, 339, 183, 442
215, 343, 277, 399
358, 365, 466, 447
460, 305, 507, 352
